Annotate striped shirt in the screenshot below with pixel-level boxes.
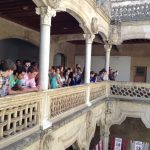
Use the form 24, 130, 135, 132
0, 73, 9, 97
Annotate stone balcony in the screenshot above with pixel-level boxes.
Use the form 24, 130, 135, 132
0, 81, 150, 149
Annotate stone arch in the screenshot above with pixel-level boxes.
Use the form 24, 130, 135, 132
65, 8, 91, 34
111, 109, 150, 129
60, 124, 83, 149
110, 117, 150, 145
39, 0, 97, 34
33, 0, 109, 38
107, 101, 150, 129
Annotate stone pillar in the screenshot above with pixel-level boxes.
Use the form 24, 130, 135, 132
84, 34, 95, 84
104, 44, 112, 80
36, 7, 56, 90
101, 126, 110, 150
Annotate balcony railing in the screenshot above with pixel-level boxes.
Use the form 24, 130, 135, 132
0, 81, 150, 148
110, 81, 150, 100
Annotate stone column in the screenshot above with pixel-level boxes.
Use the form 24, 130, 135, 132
84, 34, 95, 84
104, 44, 112, 80
101, 125, 110, 150
36, 7, 56, 90
36, 7, 56, 129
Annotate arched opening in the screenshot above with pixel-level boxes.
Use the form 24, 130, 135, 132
54, 53, 66, 67
0, 38, 39, 62
51, 11, 85, 67
51, 12, 84, 35
89, 125, 101, 150
109, 117, 150, 149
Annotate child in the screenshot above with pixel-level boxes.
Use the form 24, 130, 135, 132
12, 67, 26, 91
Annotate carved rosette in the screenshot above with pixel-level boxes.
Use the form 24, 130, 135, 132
36, 6, 56, 25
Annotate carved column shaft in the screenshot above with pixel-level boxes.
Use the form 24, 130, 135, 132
100, 125, 110, 150
83, 34, 95, 84
104, 44, 112, 80
36, 7, 56, 91
36, 7, 56, 129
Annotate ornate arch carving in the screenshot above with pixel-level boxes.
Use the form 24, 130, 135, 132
91, 17, 108, 41
103, 101, 150, 129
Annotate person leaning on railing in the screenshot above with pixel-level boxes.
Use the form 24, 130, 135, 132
0, 59, 17, 96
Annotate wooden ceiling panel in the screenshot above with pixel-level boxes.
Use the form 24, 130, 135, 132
0, 0, 83, 35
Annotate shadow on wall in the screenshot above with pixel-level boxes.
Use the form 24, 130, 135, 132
0, 38, 39, 62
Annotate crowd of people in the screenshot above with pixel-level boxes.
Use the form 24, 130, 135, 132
0, 59, 118, 97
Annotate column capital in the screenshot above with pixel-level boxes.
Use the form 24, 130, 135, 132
83, 34, 95, 44
104, 43, 112, 52
36, 6, 56, 25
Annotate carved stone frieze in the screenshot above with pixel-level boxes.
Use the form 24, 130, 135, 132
111, 1, 150, 21
96, 0, 111, 16
90, 84, 106, 101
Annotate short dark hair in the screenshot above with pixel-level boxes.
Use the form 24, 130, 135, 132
51, 66, 57, 72
14, 66, 26, 75
0, 59, 16, 71
16, 59, 21, 63
23, 59, 30, 65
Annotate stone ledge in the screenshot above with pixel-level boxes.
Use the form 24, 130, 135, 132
2, 131, 41, 150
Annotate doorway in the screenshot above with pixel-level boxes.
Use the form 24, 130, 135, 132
133, 66, 147, 82
54, 53, 66, 67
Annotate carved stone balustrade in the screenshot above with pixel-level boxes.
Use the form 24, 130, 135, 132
1, 81, 150, 149
90, 82, 107, 101
110, 81, 150, 100
0, 92, 43, 149
47, 85, 87, 120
